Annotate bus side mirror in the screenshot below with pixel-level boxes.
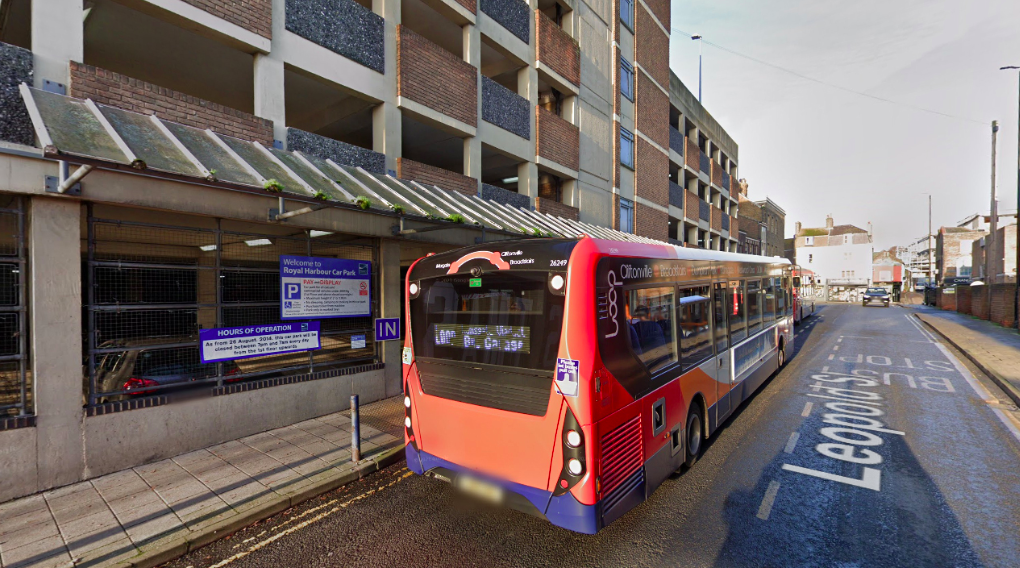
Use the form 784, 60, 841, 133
793, 277, 801, 287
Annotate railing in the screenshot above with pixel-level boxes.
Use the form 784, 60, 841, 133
699, 152, 710, 174
669, 181, 685, 209
669, 127, 684, 156
699, 199, 710, 222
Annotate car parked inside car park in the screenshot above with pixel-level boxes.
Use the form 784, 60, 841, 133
862, 287, 891, 307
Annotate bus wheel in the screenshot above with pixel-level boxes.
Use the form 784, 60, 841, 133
684, 402, 704, 469
778, 340, 786, 368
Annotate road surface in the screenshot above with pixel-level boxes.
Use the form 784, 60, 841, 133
166, 304, 1020, 568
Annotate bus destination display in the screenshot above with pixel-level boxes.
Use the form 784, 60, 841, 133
434, 324, 531, 353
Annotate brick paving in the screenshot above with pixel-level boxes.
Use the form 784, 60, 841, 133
0, 397, 404, 568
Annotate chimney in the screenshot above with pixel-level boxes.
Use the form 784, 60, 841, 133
825, 215, 834, 230
867, 222, 872, 237
795, 221, 802, 235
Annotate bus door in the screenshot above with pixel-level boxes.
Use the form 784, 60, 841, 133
712, 282, 732, 419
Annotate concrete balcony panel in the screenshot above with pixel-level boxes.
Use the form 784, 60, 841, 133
481, 183, 529, 209
699, 152, 710, 175
721, 211, 730, 232
479, 0, 530, 44
0, 42, 33, 146
721, 169, 731, 192
287, 128, 385, 174
699, 200, 710, 223
397, 26, 478, 129
398, 157, 477, 196
669, 180, 684, 209
285, 0, 384, 73
481, 77, 530, 140
684, 190, 700, 222
711, 160, 723, 187
669, 127, 684, 155
535, 196, 579, 221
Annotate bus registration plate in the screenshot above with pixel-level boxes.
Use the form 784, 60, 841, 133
456, 475, 504, 504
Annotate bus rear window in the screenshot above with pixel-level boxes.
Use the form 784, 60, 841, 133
409, 272, 564, 370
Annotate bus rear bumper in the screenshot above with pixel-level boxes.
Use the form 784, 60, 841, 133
405, 444, 601, 534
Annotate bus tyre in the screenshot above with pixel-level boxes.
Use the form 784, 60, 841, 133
684, 402, 704, 469
777, 339, 786, 368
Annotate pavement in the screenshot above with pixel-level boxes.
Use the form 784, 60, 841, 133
163, 304, 1020, 568
912, 306, 1020, 408
0, 397, 406, 568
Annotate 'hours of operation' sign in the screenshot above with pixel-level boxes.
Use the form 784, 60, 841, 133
280, 256, 371, 320
199, 322, 320, 363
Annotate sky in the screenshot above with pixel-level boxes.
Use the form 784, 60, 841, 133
668, 0, 1020, 250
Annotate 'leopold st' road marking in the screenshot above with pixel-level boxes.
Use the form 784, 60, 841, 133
782, 373, 905, 491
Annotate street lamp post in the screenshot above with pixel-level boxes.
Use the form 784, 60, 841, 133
1002, 66, 1020, 328
692, 35, 703, 102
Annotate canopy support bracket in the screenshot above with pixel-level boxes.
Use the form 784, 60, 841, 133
45, 161, 93, 195
269, 196, 327, 222
391, 216, 462, 236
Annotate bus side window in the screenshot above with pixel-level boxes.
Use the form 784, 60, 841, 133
624, 287, 677, 373
747, 279, 762, 334
728, 280, 747, 344
678, 286, 712, 371
764, 278, 777, 323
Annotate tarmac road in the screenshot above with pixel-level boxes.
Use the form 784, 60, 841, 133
165, 304, 1020, 568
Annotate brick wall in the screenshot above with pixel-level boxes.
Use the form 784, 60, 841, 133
711, 160, 723, 187
642, 0, 670, 30
730, 214, 738, 235
685, 137, 699, 170
635, 138, 667, 208
937, 229, 984, 284
453, 0, 476, 13
937, 288, 957, 311
397, 157, 477, 197
535, 197, 579, 221
536, 107, 579, 171
183, 0, 272, 39
684, 190, 699, 222
711, 205, 722, 231
635, 70, 668, 150
536, 11, 579, 85
634, 6, 669, 88
956, 285, 972, 315
69, 62, 273, 144
397, 26, 477, 127
972, 286, 988, 319
636, 202, 668, 242
991, 284, 1017, 328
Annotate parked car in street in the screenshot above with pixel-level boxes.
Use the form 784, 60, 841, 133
862, 287, 891, 307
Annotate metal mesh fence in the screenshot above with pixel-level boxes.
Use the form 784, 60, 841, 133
0, 197, 28, 417
84, 208, 378, 406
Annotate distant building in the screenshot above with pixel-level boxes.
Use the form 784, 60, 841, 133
936, 227, 986, 285
794, 215, 874, 296
755, 198, 786, 258
971, 224, 1017, 283
903, 234, 934, 288
737, 192, 764, 255
783, 237, 796, 264
873, 248, 910, 298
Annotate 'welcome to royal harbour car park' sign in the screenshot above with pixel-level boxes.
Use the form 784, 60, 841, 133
280, 256, 371, 320
199, 322, 321, 364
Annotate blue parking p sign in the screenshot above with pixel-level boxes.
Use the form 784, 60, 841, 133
375, 318, 401, 341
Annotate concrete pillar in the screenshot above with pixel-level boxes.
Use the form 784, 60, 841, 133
32, 0, 83, 90
374, 0, 401, 174
463, 24, 482, 191
518, 162, 538, 205
29, 198, 84, 488
380, 239, 402, 397
254, 54, 287, 146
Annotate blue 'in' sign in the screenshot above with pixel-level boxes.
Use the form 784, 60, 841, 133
375, 318, 401, 341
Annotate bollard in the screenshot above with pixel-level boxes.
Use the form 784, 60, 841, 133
351, 394, 361, 462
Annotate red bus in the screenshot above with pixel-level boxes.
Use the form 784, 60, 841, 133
402, 237, 793, 533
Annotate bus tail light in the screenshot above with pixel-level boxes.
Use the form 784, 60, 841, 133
553, 407, 586, 496
404, 381, 418, 450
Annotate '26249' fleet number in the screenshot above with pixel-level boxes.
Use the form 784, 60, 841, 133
550, 259, 567, 267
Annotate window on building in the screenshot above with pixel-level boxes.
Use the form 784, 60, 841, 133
809, 254, 813, 263
620, 128, 635, 169
620, 198, 634, 234
620, 0, 634, 30
0, 196, 28, 419
625, 287, 676, 373
804, 236, 813, 246
82, 207, 377, 408
620, 57, 634, 102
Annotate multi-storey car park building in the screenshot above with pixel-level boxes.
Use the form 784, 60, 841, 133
0, 0, 750, 500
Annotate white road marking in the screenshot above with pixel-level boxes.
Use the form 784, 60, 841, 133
833, 345, 840, 351
828, 354, 835, 360
784, 432, 800, 453
756, 480, 781, 520
837, 337, 843, 343
822, 366, 830, 372
801, 402, 813, 417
